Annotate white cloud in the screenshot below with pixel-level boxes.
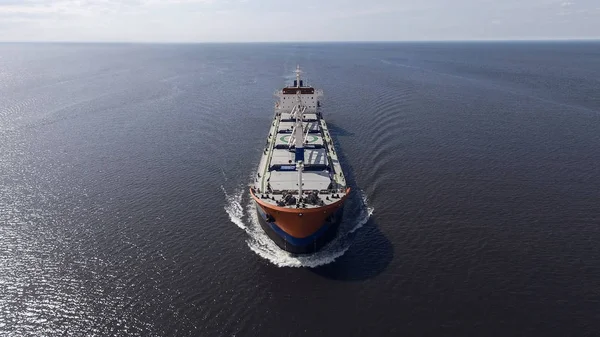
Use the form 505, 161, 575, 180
0, 0, 599, 42
0, 0, 131, 17
0, 0, 219, 17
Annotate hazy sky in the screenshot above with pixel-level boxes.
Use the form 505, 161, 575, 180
0, 0, 598, 42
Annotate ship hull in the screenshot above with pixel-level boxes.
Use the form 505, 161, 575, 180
250, 188, 349, 254
251, 67, 350, 254
254, 202, 344, 254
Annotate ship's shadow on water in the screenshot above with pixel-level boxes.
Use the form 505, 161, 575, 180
326, 122, 355, 137
311, 122, 393, 281
312, 215, 392, 281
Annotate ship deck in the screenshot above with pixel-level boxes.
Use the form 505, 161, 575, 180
253, 103, 347, 209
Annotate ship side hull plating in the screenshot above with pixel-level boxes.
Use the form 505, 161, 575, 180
251, 188, 348, 254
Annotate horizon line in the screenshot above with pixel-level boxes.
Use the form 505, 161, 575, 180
1, 38, 600, 44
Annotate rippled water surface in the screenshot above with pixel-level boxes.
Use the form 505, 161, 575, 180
1, 42, 599, 336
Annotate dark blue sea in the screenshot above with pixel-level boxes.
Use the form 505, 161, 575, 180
1, 42, 599, 336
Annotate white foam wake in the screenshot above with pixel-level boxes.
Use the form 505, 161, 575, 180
221, 185, 246, 230
221, 185, 374, 268
349, 190, 374, 234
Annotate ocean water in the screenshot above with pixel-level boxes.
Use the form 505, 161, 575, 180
1, 42, 599, 336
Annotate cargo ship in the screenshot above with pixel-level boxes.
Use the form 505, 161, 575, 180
250, 66, 350, 254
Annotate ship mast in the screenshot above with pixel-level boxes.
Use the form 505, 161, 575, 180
295, 64, 301, 88
294, 65, 304, 199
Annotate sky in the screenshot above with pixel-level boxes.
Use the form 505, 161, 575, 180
0, 0, 598, 42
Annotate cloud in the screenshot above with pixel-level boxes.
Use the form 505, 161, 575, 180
144, 0, 216, 3
0, 0, 599, 42
0, 1, 129, 17
329, 5, 423, 19
0, 0, 218, 18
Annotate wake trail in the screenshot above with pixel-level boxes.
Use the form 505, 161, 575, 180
349, 190, 374, 234
220, 185, 246, 230
379, 58, 599, 114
